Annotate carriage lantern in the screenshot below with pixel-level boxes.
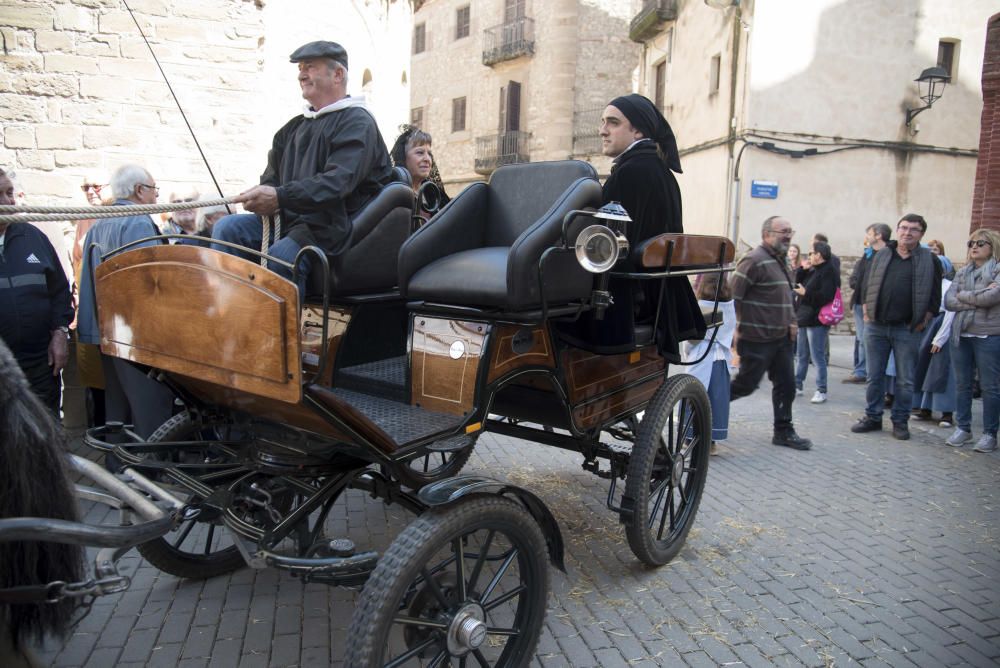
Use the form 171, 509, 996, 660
575, 202, 631, 273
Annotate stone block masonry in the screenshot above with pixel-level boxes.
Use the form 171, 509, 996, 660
1, 0, 266, 204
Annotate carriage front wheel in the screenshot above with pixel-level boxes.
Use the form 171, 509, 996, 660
345, 495, 550, 667
623, 373, 711, 567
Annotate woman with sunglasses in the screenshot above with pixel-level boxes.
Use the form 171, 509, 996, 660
943, 229, 1000, 452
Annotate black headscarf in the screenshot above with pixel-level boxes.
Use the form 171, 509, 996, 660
609, 94, 682, 174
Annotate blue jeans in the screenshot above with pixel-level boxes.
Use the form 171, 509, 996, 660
211, 213, 310, 295
795, 325, 829, 393
852, 304, 866, 378
864, 322, 921, 424
952, 335, 1000, 436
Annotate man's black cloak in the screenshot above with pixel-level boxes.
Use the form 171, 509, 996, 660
262, 103, 393, 255
599, 141, 707, 361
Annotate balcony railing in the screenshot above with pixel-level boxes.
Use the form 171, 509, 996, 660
629, 0, 677, 43
482, 17, 535, 66
474, 131, 531, 174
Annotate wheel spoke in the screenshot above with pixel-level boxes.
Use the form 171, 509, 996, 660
485, 624, 520, 637
466, 530, 495, 594
655, 485, 671, 540
472, 648, 491, 667
420, 568, 452, 610
171, 519, 196, 548
427, 650, 450, 668
392, 615, 449, 630
482, 583, 526, 611
480, 547, 517, 602
647, 478, 669, 530
454, 537, 468, 602
203, 524, 216, 555
385, 635, 441, 668
667, 485, 677, 532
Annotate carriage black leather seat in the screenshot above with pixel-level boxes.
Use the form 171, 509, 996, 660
398, 160, 603, 311
308, 167, 415, 298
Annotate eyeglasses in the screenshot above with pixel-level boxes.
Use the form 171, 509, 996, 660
81, 184, 105, 193
769, 228, 795, 237
967, 239, 993, 249
139, 184, 160, 195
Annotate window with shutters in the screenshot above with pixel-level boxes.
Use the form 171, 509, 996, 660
456, 6, 470, 40
452, 97, 467, 132
654, 60, 667, 111
413, 23, 426, 54
504, 0, 526, 21
937, 39, 959, 82
410, 107, 424, 128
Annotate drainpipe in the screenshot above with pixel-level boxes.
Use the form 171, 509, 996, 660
725, 2, 743, 244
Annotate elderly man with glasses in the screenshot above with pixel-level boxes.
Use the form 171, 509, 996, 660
77, 164, 175, 447
730, 215, 813, 451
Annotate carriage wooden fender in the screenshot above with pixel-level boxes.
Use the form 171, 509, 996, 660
94, 244, 303, 404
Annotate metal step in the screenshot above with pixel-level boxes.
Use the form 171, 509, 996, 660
335, 355, 407, 402
328, 388, 464, 447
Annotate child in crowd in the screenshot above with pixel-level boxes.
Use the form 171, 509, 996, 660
683, 271, 736, 455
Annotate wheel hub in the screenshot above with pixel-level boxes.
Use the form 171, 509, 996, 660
671, 452, 685, 487
446, 602, 487, 655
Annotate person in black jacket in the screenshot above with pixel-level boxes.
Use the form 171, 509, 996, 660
844, 223, 891, 383
0, 168, 73, 416
580, 94, 705, 361
793, 241, 838, 404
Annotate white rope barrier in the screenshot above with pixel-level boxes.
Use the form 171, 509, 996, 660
0, 199, 282, 262
0, 198, 235, 224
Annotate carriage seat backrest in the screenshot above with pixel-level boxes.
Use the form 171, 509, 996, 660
316, 168, 415, 298
482, 161, 599, 247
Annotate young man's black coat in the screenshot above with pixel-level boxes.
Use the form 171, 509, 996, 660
567, 141, 706, 361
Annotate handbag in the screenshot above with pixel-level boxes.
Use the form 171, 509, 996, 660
818, 288, 844, 326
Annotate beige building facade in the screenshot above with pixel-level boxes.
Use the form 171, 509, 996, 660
632, 0, 992, 264
409, 0, 640, 191
0, 0, 413, 206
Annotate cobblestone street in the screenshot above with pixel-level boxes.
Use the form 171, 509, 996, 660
40, 335, 1000, 667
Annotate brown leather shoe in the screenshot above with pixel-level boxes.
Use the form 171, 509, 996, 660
841, 375, 866, 384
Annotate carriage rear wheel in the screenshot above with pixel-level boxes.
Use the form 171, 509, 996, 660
135, 411, 249, 579
345, 496, 549, 667
623, 374, 711, 567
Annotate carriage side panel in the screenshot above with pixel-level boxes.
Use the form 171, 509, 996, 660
95, 245, 302, 404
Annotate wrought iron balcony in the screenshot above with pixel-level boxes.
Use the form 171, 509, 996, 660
482, 17, 535, 66
474, 131, 531, 174
629, 0, 677, 43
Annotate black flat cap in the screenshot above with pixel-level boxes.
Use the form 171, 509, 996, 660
289, 41, 348, 68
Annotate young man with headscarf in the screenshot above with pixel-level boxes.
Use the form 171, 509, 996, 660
589, 94, 705, 361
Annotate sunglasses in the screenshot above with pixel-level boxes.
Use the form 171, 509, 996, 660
81, 184, 105, 193
967, 239, 993, 248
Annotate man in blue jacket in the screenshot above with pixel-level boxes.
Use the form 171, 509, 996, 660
77, 164, 174, 439
0, 168, 74, 416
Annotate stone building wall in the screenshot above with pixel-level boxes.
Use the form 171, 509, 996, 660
410, 0, 639, 190
0, 0, 411, 206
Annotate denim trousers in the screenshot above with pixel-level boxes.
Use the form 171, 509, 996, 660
795, 325, 829, 393
864, 322, 921, 424
731, 335, 796, 434
852, 304, 866, 378
952, 335, 1000, 436
211, 213, 310, 295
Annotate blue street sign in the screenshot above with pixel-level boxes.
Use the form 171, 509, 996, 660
751, 180, 779, 199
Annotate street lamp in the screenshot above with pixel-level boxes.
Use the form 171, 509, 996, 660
905, 66, 950, 127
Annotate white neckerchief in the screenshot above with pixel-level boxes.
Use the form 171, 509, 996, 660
302, 95, 369, 119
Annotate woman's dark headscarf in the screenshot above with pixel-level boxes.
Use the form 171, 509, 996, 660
609, 94, 682, 174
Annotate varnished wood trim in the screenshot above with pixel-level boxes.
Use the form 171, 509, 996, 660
96, 245, 301, 404
637, 234, 735, 270
571, 376, 663, 430
301, 305, 352, 387
487, 324, 554, 383
563, 347, 665, 404
411, 317, 487, 416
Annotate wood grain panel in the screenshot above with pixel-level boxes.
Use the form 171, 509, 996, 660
571, 376, 663, 431
637, 234, 735, 269
301, 305, 352, 387
563, 348, 665, 404
411, 317, 486, 416
96, 245, 302, 404
487, 324, 555, 383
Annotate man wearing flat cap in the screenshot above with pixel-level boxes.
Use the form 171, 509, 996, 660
578, 94, 705, 361
212, 40, 393, 289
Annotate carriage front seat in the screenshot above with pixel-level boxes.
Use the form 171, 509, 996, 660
308, 166, 414, 298
398, 160, 603, 312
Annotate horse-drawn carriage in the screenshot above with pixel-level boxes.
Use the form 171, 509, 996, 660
1, 160, 733, 666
